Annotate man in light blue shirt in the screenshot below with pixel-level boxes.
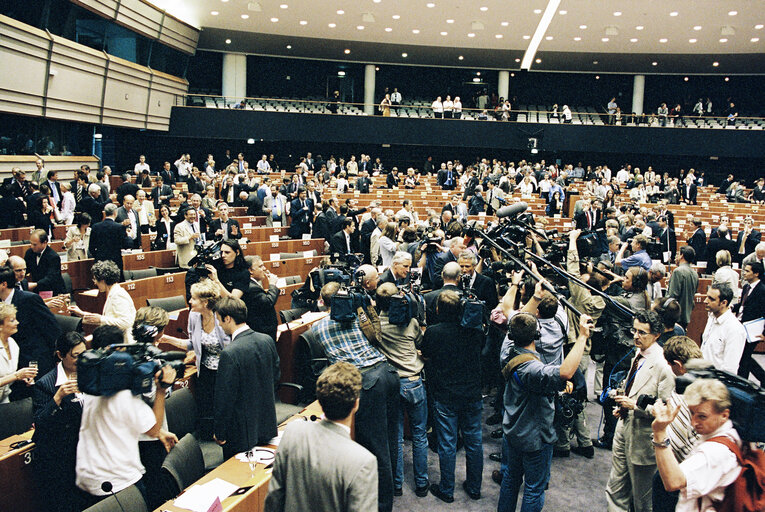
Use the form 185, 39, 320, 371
617, 235, 653, 271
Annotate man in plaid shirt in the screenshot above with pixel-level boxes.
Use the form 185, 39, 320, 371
313, 282, 400, 512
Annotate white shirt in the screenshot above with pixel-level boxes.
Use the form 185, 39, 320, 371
58, 191, 76, 225
0, 337, 19, 403
432, 100, 443, 113
133, 162, 150, 174
443, 100, 453, 112
231, 325, 249, 341
256, 159, 271, 172
713, 267, 741, 304
76, 390, 156, 495
701, 309, 747, 373
676, 420, 741, 512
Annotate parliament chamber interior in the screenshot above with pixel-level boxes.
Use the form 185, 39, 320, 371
1, 1, 765, 511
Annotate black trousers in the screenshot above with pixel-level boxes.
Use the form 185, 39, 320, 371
196, 365, 217, 440
355, 362, 400, 512
738, 341, 765, 383
139, 439, 169, 509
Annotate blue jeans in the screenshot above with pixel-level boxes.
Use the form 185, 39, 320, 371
396, 377, 429, 490
432, 398, 483, 497
498, 437, 553, 512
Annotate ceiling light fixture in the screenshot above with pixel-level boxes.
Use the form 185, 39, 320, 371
579, 24, 587, 29
535, 58, 542, 63
602, 37, 609, 42
392, 14, 400, 19
501, 21, 509, 26
468, 32, 475, 37
427, 2, 435, 7
559, 10, 567, 15
636, 25, 644, 30
440, 31, 448, 35
412, 28, 420, 33
211, 11, 219, 15
755, 24, 764, 29
523, 34, 530, 39
286, 44, 292, 49
385, 27, 392, 31
613, 11, 622, 16
510, 72, 515, 76
593, 60, 598, 64
480, 6, 488, 11
344, 48, 351, 54
520, 0, 561, 70
752, 37, 761, 42
329, 23, 336, 27
725, 77, 729, 81
652, 61, 658, 66
689, 38, 696, 43
337, 9, 344, 14
496, 34, 503, 38
299, 20, 307, 25
693, 25, 702, 30
713, 61, 719, 66
630, 38, 638, 42
659, 38, 667, 42
357, 25, 365, 30
270, 17, 278, 22
458, 55, 464, 60
684, 76, 689, 81
545, 35, 553, 40
401, 52, 408, 57
446, 19, 454, 23
573, 36, 581, 41
595, 75, 600, 79
669, 11, 678, 16
515, 58, 521, 62
241, 14, 249, 19
533, 9, 542, 14
728, 11, 737, 16
720, 38, 728, 42
225, 38, 231, 44
280, 4, 288, 8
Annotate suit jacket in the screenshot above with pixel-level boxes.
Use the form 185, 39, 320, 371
2, 177, 28, 199
705, 237, 737, 274
115, 206, 140, 246
153, 217, 175, 250
666, 264, 699, 326
686, 228, 707, 262
10, 289, 61, 375
263, 419, 378, 512
244, 280, 280, 341
209, 218, 241, 241
736, 230, 762, 259
88, 218, 126, 268
386, 173, 399, 189
115, 182, 139, 205
173, 220, 198, 268
329, 230, 359, 256
355, 176, 372, 193
753, 185, 765, 202
312, 212, 331, 243
655, 227, 677, 264
469, 272, 499, 311
681, 183, 698, 204
187, 177, 206, 195
214, 328, 280, 457
378, 268, 409, 288
151, 184, 173, 209
288, 198, 313, 238
618, 344, 674, 466
467, 195, 485, 215
78, 196, 104, 223
263, 194, 288, 227
0, 195, 25, 228
24, 247, 65, 296
423, 283, 461, 325
733, 281, 765, 324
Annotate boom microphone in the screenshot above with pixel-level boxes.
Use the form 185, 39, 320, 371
496, 202, 528, 219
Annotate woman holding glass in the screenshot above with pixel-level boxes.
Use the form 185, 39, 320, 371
63, 213, 91, 261
0, 303, 37, 403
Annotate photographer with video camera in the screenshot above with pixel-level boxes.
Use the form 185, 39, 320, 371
75, 326, 179, 510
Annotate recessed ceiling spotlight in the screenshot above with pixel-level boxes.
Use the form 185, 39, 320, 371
545, 35, 553, 40
286, 44, 292, 49
501, 21, 509, 26
535, 58, 542, 63
357, 25, 365, 30
752, 37, 761, 42
514, 58, 521, 62
328, 23, 336, 28
337, 71, 346, 76
613, 11, 622, 16
446, 19, 454, 23
724, 77, 730, 81
630, 38, 638, 42
669, 11, 678, 16
636, 25, 644, 30
458, 55, 464, 60
427, 2, 435, 7
222, 0, 229, 2
652, 61, 658, 66
375, 66, 380, 70
337, 9, 344, 14
299, 20, 307, 25
344, 48, 351, 54
510, 72, 515, 76
480, 6, 488, 11
756, 24, 764, 29
689, 38, 697, 43
385, 27, 392, 31
720, 38, 728, 42
713, 61, 719, 66
241, 14, 249, 19
373, 0, 381, 3
728, 11, 737, 16
270, 17, 278, 22
468, 32, 475, 37
693, 25, 702, 30
595, 75, 600, 79
440, 31, 448, 35
559, 10, 567, 15
412, 29, 420, 33
211, 11, 219, 15
392, 14, 400, 19
533, 9, 542, 14
495, 34, 503, 38
225, 38, 231, 44
579, 24, 587, 29
476, 72, 481, 76
523, 34, 530, 39
601, 37, 609, 42
401, 52, 408, 57
593, 60, 598, 64
280, 4, 288, 8
659, 38, 668, 43
573, 36, 581, 41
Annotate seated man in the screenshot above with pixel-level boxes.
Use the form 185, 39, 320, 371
264, 362, 378, 512
651, 378, 742, 512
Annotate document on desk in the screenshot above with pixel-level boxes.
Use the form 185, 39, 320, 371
744, 318, 765, 344
173, 478, 238, 512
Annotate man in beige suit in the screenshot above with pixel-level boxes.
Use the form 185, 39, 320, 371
264, 362, 378, 512
174, 208, 199, 269
606, 310, 675, 512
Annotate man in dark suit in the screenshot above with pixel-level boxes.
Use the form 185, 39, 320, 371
705, 226, 737, 274
8, 256, 29, 291
686, 218, 707, 262
0, 267, 61, 393
78, 183, 105, 223
188, 194, 213, 241
115, 173, 139, 206
2, 168, 30, 199
734, 262, 765, 383
158, 161, 176, 186
305, 181, 321, 207
151, 175, 173, 209
458, 251, 498, 311
288, 188, 313, 239
243, 256, 280, 342
69, 171, 89, 209
753, 178, 765, 204
423, 262, 462, 325
329, 218, 359, 256
655, 215, 677, 264
0, 183, 25, 228
24, 229, 66, 296
385, 168, 400, 189
208, 202, 241, 241
32, 332, 86, 512
214, 297, 279, 459
736, 218, 762, 262
468, 189, 486, 215
378, 251, 412, 287
356, 171, 372, 193
574, 201, 596, 230
681, 178, 697, 205
89, 203, 127, 271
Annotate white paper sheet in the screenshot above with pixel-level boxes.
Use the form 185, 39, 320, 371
173, 478, 238, 512
744, 318, 765, 344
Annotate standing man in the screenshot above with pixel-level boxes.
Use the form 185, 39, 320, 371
133, 155, 150, 175
289, 187, 313, 239
685, 218, 706, 263
701, 282, 747, 373
605, 311, 675, 512
665, 246, 699, 330
733, 262, 765, 382
329, 218, 358, 256
24, 229, 66, 296
243, 255, 280, 342
173, 208, 200, 269
213, 297, 279, 459
736, 217, 761, 263
264, 362, 378, 512
616, 235, 652, 271
458, 251, 499, 311
656, 215, 676, 264
209, 202, 241, 241
88, 203, 127, 272
115, 195, 141, 249
263, 184, 288, 227
151, 175, 172, 209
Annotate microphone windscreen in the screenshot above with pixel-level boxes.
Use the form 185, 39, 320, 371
159, 351, 187, 361
101, 481, 113, 493
496, 202, 529, 219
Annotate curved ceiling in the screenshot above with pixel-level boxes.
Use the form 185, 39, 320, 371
150, 0, 765, 73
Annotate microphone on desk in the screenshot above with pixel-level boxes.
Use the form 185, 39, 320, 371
101, 481, 127, 512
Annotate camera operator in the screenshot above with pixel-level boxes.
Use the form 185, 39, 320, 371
75, 328, 178, 509
497, 312, 593, 511
616, 234, 652, 271
422, 237, 465, 290
205, 239, 250, 300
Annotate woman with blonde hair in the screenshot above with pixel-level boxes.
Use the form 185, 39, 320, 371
713, 250, 740, 304
0, 303, 37, 403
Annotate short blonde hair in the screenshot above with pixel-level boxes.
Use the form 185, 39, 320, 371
134, 306, 169, 330
190, 278, 220, 309
683, 378, 731, 413
0, 303, 16, 325
716, 250, 731, 267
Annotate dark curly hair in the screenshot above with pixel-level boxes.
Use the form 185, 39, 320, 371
316, 362, 362, 421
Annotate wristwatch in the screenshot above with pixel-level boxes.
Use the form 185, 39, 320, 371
651, 434, 670, 448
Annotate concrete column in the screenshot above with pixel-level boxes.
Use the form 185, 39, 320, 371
632, 74, 645, 115
364, 64, 376, 116
222, 53, 247, 104
498, 70, 510, 101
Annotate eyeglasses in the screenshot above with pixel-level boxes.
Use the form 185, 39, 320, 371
630, 328, 651, 337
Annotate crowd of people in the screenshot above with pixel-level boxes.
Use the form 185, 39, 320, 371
0, 149, 763, 512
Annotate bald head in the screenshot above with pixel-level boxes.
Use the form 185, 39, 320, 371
442, 261, 461, 284
8, 256, 26, 283
357, 264, 379, 290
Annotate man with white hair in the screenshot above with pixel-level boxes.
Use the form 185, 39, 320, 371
648, 262, 666, 302
741, 242, 765, 285
79, 183, 105, 223
379, 252, 412, 287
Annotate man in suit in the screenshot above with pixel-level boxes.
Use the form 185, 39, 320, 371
736, 217, 761, 262
115, 173, 139, 206
458, 251, 498, 311
2, 167, 30, 199
8, 256, 29, 291
705, 225, 737, 274
686, 217, 706, 262
214, 297, 279, 459
329, 218, 359, 256
0, 266, 61, 392
31, 332, 86, 512
44, 170, 62, 208
378, 252, 411, 287
356, 170, 372, 193
680, 177, 697, 205
485, 180, 505, 216
158, 161, 176, 186
305, 180, 321, 207
666, 246, 699, 329
88, 203, 127, 271
243, 256, 280, 342
151, 174, 173, 209
24, 229, 66, 296
753, 177, 765, 204
385, 168, 400, 189
78, 184, 105, 223
606, 311, 674, 512
574, 200, 596, 230
189, 194, 212, 241
208, 202, 240, 241
423, 262, 461, 325
467, 188, 485, 215
265, 361, 377, 512
742, 243, 765, 276
114, 195, 140, 249
173, 208, 200, 269
655, 215, 677, 264
263, 185, 289, 227
734, 262, 765, 383
289, 188, 313, 239
30, 158, 47, 185
69, 171, 88, 209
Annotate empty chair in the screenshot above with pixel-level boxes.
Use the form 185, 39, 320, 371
293, 329, 329, 404
279, 307, 309, 324
165, 387, 197, 439
275, 382, 304, 423
0, 397, 33, 438
82, 485, 147, 512
54, 313, 83, 334
160, 434, 206, 498
151, 266, 183, 276
61, 272, 73, 294
146, 295, 187, 312
124, 268, 157, 281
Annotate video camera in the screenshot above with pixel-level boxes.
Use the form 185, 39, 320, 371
676, 366, 765, 442
77, 325, 186, 396
187, 240, 224, 269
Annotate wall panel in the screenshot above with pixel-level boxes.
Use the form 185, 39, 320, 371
46, 36, 107, 124
103, 57, 152, 127
0, 18, 49, 116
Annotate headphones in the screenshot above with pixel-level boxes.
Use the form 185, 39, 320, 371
508, 312, 541, 342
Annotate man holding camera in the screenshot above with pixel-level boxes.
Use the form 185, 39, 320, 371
616, 235, 652, 271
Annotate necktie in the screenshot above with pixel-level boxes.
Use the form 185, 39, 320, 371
76, 186, 82, 203
741, 284, 751, 308
625, 354, 643, 395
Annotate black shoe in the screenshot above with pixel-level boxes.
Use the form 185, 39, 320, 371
489, 452, 502, 462
552, 447, 570, 458
415, 485, 429, 498
592, 438, 612, 450
430, 484, 454, 503
486, 412, 502, 425
492, 470, 503, 485
463, 481, 481, 500
571, 445, 595, 459
394, 488, 402, 497
490, 428, 503, 439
